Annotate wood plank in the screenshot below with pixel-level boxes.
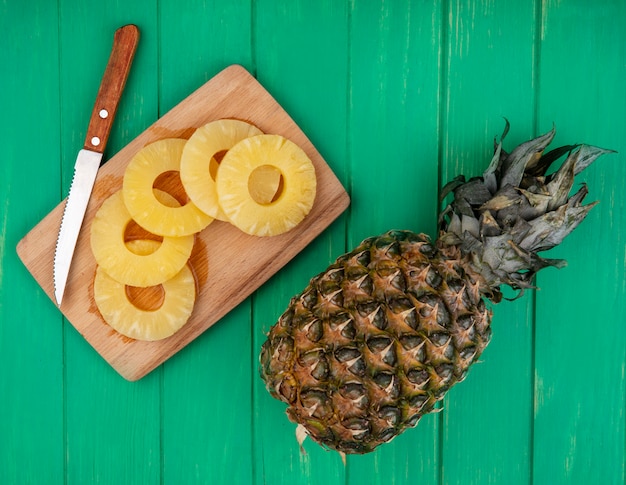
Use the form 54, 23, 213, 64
0, 1, 64, 483
53, 6, 162, 484
346, 1, 442, 482
438, 1, 537, 483
252, 0, 350, 483
4, 2, 626, 484
17, 64, 349, 382
533, 0, 626, 482
158, 1, 256, 483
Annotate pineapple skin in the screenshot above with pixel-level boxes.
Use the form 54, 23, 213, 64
260, 230, 493, 454
259, 124, 613, 454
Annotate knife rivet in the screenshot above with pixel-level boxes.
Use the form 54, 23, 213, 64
99, 109, 109, 119
91, 136, 101, 146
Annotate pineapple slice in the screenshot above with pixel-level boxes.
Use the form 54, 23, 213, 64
123, 138, 214, 236
180, 119, 263, 221
94, 239, 196, 341
90, 189, 194, 287
216, 134, 317, 236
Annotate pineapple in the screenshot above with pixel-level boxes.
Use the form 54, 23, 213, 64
90, 189, 194, 287
94, 239, 196, 341
180, 119, 263, 221
259, 123, 614, 454
216, 134, 316, 236
123, 138, 214, 237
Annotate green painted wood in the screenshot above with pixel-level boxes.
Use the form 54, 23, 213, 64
252, 1, 349, 483
346, 1, 442, 484
0, 2, 64, 484
3, 1, 626, 484
438, 1, 537, 483
533, 0, 626, 483
57, 4, 162, 484
158, 1, 255, 483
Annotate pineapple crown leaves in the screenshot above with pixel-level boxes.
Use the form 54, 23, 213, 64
439, 120, 616, 296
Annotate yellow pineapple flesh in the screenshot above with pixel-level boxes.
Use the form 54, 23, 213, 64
180, 119, 263, 221
90, 189, 194, 287
216, 134, 316, 236
94, 239, 196, 341
123, 138, 214, 236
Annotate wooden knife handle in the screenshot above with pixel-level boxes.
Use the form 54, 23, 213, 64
83, 24, 139, 152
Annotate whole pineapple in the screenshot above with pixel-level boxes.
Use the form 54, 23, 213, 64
259, 122, 614, 454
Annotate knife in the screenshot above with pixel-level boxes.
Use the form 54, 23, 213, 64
54, 24, 139, 306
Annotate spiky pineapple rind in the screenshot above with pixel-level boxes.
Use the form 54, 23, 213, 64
260, 123, 614, 455
261, 230, 493, 454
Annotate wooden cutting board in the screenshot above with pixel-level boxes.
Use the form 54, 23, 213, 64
16, 64, 350, 381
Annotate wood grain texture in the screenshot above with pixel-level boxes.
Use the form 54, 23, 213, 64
439, 1, 537, 483
0, 1, 65, 483
533, 0, 626, 482
252, 1, 350, 482
56, 6, 161, 484
158, 2, 257, 484
346, 2, 441, 484
3, 1, 626, 484
83, 24, 140, 153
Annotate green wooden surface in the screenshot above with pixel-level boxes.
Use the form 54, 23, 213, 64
1, 1, 625, 484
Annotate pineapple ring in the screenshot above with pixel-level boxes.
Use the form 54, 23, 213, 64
90, 189, 195, 287
180, 119, 263, 221
216, 134, 317, 237
123, 138, 214, 237
94, 239, 196, 342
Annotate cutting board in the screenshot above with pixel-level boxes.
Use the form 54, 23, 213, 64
17, 64, 350, 381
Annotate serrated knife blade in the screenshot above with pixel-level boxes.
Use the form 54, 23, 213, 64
54, 25, 139, 306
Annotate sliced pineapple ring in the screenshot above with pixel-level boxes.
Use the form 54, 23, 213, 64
180, 119, 263, 221
123, 138, 214, 236
94, 239, 196, 341
216, 134, 317, 237
90, 189, 194, 287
